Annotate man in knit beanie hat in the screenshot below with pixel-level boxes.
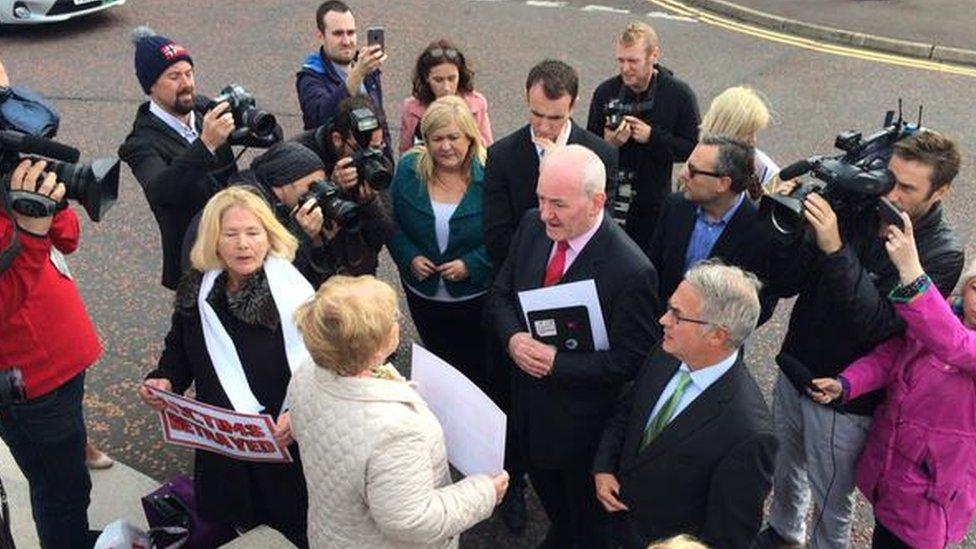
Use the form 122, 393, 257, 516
118, 26, 240, 290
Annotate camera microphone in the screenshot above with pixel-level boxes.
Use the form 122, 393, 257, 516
776, 352, 824, 395
777, 159, 813, 181
0, 130, 81, 163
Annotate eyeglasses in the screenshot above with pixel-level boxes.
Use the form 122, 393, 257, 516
428, 47, 460, 62
664, 305, 712, 326
686, 163, 726, 180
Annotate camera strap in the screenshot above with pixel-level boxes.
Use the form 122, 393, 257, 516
0, 190, 23, 276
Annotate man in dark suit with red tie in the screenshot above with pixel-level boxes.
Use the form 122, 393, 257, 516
486, 144, 660, 548
592, 261, 778, 548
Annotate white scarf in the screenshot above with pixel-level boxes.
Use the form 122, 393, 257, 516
198, 256, 314, 413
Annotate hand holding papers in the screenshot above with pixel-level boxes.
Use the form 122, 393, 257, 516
410, 344, 506, 476
518, 279, 609, 351
144, 385, 292, 463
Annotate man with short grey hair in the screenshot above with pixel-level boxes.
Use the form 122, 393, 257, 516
648, 136, 775, 322
593, 260, 777, 548
487, 144, 659, 547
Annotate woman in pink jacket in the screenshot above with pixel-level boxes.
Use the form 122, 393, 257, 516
813, 211, 976, 549
398, 39, 492, 156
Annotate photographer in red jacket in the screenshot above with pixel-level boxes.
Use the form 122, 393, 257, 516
0, 158, 101, 548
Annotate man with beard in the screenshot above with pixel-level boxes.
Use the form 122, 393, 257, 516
296, 1, 393, 161
119, 27, 238, 290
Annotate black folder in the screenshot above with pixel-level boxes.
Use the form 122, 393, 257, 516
527, 305, 595, 352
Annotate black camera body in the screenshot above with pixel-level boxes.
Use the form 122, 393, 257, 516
208, 85, 278, 144
604, 96, 656, 129
298, 179, 360, 229
0, 131, 119, 222
759, 107, 919, 235
346, 107, 392, 191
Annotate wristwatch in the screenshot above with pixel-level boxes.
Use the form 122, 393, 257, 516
888, 274, 931, 304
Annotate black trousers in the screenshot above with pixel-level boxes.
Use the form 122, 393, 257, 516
529, 465, 609, 548
872, 519, 914, 549
405, 290, 488, 390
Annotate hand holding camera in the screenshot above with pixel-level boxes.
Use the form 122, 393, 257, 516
200, 101, 235, 151
9, 158, 65, 235
348, 44, 387, 94
604, 118, 631, 147
624, 115, 652, 144
802, 193, 842, 255
331, 156, 359, 191
294, 196, 326, 245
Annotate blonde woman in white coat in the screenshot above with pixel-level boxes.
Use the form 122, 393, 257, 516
287, 275, 508, 548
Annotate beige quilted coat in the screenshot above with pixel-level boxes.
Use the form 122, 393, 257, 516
287, 360, 497, 548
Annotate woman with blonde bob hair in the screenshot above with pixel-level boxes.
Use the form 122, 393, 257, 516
138, 187, 313, 547
387, 95, 493, 388
287, 275, 509, 548
700, 86, 780, 192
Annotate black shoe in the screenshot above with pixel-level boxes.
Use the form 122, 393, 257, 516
500, 476, 527, 534
752, 527, 802, 549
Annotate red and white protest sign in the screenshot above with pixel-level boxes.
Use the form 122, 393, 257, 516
145, 386, 292, 463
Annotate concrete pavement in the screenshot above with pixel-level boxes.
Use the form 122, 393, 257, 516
675, 0, 976, 66
0, 442, 292, 547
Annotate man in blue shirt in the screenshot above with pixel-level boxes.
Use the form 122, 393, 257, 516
647, 135, 774, 321
592, 260, 777, 548
296, 1, 393, 161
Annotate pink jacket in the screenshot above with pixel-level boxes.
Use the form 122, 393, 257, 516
841, 285, 976, 549
397, 92, 493, 155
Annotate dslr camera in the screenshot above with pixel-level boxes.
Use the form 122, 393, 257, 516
759, 105, 919, 235
298, 179, 360, 230
345, 107, 392, 191
604, 97, 655, 129
207, 85, 279, 146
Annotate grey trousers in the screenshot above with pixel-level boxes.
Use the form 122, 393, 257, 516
767, 375, 872, 548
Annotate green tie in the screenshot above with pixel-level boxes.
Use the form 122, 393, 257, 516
639, 370, 693, 453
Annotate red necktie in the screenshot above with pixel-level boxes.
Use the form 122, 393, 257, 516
543, 241, 570, 287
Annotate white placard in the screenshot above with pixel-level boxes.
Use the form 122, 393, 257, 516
410, 344, 506, 476
518, 279, 609, 350
145, 385, 292, 463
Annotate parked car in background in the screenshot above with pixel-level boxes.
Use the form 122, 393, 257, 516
0, 0, 125, 25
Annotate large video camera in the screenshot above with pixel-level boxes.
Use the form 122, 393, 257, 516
207, 84, 279, 146
759, 105, 920, 235
0, 130, 119, 222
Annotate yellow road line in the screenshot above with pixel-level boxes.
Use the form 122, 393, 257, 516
649, 0, 976, 78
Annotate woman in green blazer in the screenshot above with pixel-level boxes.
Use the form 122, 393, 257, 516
388, 96, 491, 387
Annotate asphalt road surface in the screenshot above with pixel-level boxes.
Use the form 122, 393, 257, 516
1, 0, 974, 546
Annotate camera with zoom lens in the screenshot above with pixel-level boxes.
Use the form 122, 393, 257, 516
604, 98, 654, 129
0, 130, 119, 222
207, 84, 279, 145
298, 179, 360, 230
346, 107, 392, 190
759, 105, 920, 236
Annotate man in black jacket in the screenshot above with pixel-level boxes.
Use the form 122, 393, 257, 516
483, 59, 618, 269
759, 130, 964, 549
593, 261, 776, 549
481, 60, 618, 531
649, 136, 775, 323
119, 29, 238, 290
587, 21, 699, 251
486, 145, 660, 548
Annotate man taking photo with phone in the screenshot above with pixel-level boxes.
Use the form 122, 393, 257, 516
296, 1, 393, 161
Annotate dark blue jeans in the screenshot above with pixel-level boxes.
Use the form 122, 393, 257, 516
0, 372, 91, 548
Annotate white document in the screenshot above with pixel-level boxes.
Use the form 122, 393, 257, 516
410, 344, 506, 476
518, 279, 609, 350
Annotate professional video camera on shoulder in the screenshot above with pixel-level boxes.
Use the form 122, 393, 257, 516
759, 103, 920, 235
0, 131, 119, 223
206, 84, 280, 146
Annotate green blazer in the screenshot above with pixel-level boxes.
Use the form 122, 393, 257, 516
387, 152, 492, 297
